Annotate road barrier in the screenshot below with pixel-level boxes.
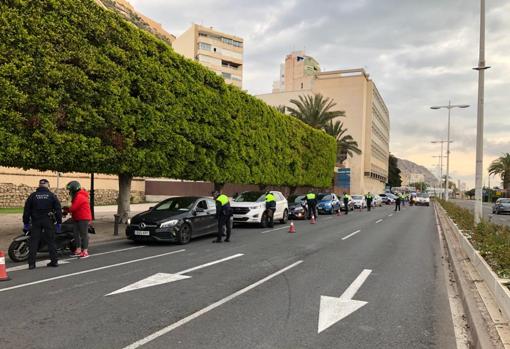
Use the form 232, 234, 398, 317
288, 222, 296, 233
0, 250, 10, 281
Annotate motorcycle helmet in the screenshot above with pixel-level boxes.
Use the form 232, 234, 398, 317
66, 181, 81, 197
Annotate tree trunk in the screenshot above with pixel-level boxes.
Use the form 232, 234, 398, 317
288, 186, 297, 197
117, 173, 132, 223
258, 184, 267, 192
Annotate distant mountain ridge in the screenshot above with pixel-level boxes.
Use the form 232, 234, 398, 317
397, 158, 438, 185
94, 0, 175, 46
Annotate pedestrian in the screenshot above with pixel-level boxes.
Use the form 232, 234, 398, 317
395, 193, 401, 211
212, 190, 232, 243
265, 191, 276, 228
342, 192, 351, 214
22, 179, 62, 269
66, 181, 92, 258
365, 192, 373, 212
305, 191, 317, 220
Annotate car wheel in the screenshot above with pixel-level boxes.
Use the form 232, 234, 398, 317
260, 212, 269, 228
177, 223, 192, 244
280, 209, 288, 224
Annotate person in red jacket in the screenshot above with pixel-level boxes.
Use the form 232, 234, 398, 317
66, 181, 92, 258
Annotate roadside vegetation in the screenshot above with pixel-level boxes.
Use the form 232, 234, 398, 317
0, 208, 23, 214
437, 199, 510, 279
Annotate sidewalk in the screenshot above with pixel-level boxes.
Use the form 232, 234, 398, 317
0, 204, 152, 254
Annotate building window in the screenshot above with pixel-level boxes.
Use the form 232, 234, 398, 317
222, 72, 232, 79
198, 42, 211, 51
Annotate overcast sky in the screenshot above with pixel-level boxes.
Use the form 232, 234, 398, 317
130, 0, 509, 188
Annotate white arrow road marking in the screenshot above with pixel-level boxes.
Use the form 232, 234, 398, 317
0, 249, 185, 293
122, 260, 303, 349
106, 253, 244, 296
375, 219, 383, 224
342, 230, 361, 240
388, 214, 394, 217
7, 259, 70, 272
318, 269, 372, 334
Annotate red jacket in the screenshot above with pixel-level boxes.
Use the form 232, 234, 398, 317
69, 189, 92, 221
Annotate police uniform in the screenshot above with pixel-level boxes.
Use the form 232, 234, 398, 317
365, 193, 373, 211
265, 193, 276, 228
23, 180, 62, 268
214, 193, 232, 243
395, 193, 402, 211
343, 193, 351, 214
306, 192, 317, 220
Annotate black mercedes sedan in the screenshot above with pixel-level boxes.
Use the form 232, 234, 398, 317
126, 196, 226, 244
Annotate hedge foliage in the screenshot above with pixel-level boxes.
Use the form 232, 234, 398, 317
0, 0, 336, 187
437, 199, 510, 279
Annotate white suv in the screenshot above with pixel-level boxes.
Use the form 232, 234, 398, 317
231, 191, 288, 228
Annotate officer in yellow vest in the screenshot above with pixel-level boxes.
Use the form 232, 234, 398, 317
212, 190, 232, 243
306, 191, 317, 220
265, 192, 276, 228
365, 192, 373, 212
343, 192, 351, 214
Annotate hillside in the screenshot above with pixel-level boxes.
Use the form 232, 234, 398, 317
95, 0, 175, 46
397, 158, 438, 185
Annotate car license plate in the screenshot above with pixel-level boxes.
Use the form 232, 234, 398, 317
134, 230, 150, 236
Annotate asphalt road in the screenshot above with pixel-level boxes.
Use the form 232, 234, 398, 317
451, 199, 510, 227
0, 205, 456, 349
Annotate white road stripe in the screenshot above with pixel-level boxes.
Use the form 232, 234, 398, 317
122, 260, 303, 349
261, 226, 289, 234
388, 214, 393, 217
375, 219, 383, 224
176, 253, 244, 275
0, 249, 185, 293
7, 246, 145, 273
342, 230, 361, 240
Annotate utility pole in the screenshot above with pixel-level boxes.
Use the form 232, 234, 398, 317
474, 0, 490, 223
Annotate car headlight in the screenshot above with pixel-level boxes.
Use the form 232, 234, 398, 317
127, 218, 131, 225
160, 220, 178, 228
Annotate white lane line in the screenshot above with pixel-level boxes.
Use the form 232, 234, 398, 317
388, 214, 393, 217
375, 219, 383, 224
7, 246, 146, 273
176, 253, 244, 275
122, 260, 303, 349
261, 226, 289, 234
342, 230, 361, 240
0, 249, 185, 293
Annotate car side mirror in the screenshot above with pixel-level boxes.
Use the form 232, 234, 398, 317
195, 207, 205, 214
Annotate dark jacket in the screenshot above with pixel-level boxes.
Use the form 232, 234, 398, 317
23, 187, 62, 224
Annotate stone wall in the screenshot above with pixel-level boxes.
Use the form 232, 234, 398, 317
0, 183, 145, 208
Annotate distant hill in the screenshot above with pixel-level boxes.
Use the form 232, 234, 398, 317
397, 158, 438, 185
95, 0, 175, 46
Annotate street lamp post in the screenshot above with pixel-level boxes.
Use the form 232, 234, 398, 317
474, 0, 490, 223
431, 140, 450, 199
430, 102, 469, 201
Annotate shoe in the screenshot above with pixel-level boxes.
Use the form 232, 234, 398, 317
46, 261, 58, 267
79, 250, 89, 259
73, 248, 82, 258
28, 264, 36, 270
224, 239, 230, 242
212, 240, 222, 243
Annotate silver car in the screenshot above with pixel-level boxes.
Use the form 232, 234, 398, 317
492, 198, 510, 215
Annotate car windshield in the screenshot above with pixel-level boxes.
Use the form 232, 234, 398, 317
418, 193, 429, 198
153, 197, 196, 212
379, 194, 387, 197
498, 198, 510, 204
320, 194, 333, 201
288, 195, 305, 203
352, 195, 363, 200
234, 191, 265, 202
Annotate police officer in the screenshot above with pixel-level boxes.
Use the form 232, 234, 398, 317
342, 192, 351, 214
265, 192, 276, 228
365, 192, 373, 212
212, 190, 232, 243
305, 191, 317, 220
22, 179, 62, 269
395, 193, 402, 211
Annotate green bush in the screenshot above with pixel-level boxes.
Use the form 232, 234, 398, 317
437, 199, 510, 278
0, 0, 336, 188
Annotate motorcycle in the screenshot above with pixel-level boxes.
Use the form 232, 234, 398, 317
8, 210, 95, 262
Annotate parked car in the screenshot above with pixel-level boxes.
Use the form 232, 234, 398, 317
492, 198, 510, 215
231, 191, 288, 227
379, 193, 395, 205
351, 195, 367, 209
415, 193, 430, 206
340, 196, 355, 211
317, 193, 342, 214
372, 195, 383, 207
126, 196, 223, 244
288, 194, 308, 220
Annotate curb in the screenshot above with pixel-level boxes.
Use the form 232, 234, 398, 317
435, 202, 509, 348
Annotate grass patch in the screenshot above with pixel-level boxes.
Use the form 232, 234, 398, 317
437, 199, 510, 279
0, 207, 24, 214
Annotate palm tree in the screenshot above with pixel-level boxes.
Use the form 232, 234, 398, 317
489, 153, 510, 190
276, 105, 287, 114
287, 94, 345, 129
324, 121, 362, 163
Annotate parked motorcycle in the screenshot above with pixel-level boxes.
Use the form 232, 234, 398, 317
8, 212, 95, 262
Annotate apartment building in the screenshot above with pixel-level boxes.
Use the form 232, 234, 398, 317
258, 51, 390, 194
173, 24, 243, 88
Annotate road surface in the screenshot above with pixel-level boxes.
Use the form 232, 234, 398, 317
0, 205, 456, 349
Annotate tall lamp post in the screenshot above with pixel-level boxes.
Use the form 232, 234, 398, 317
474, 0, 490, 223
431, 140, 449, 199
430, 102, 469, 201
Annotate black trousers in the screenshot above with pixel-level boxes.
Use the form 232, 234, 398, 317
343, 200, 349, 214
267, 208, 275, 227
29, 219, 57, 266
367, 200, 372, 211
216, 215, 231, 241
395, 201, 401, 211
308, 203, 317, 219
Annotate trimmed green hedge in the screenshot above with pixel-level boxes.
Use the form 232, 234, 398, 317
437, 199, 510, 279
0, 0, 336, 187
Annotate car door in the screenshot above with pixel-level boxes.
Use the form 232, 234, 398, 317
191, 199, 209, 236
332, 194, 340, 211
206, 199, 219, 234
273, 192, 284, 219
